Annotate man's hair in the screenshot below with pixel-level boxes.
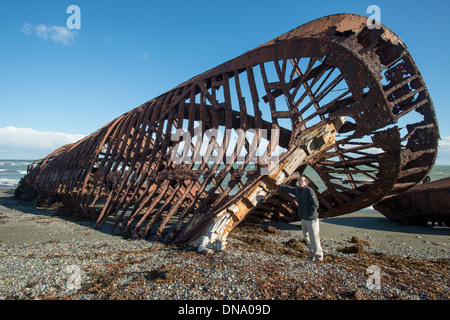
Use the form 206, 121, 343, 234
299, 175, 309, 184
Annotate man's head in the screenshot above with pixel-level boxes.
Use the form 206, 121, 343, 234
299, 175, 308, 188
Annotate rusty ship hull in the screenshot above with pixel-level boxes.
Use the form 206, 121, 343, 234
374, 177, 450, 226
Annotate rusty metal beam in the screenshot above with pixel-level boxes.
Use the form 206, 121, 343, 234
15, 14, 439, 250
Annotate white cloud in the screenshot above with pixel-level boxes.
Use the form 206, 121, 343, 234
439, 136, 450, 148
22, 23, 77, 45
437, 136, 450, 165
0, 126, 85, 159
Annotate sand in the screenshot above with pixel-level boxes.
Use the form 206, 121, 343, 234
0, 188, 448, 258
320, 210, 449, 258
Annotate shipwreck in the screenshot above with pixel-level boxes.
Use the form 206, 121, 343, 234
374, 177, 450, 226
15, 14, 440, 252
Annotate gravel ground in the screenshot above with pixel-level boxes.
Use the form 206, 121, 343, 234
0, 188, 448, 303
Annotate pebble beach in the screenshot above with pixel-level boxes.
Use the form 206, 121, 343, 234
0, 188, 448, 303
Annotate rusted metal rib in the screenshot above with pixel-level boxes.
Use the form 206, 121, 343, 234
15, 14, 439, 250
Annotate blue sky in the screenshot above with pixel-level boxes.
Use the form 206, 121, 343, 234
1, 0, 449, 164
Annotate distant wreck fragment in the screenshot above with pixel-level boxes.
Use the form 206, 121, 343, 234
16, 14, 439, 251
374, 177, 450, 226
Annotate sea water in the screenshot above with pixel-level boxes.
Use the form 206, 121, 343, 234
1, 159, 449, 192
0, 160, 33, 189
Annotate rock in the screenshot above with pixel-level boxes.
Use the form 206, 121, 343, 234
264, 226, 278, 235
341, 243, 365, 254
351, 236, 370, 247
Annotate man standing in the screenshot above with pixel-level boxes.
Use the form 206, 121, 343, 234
278, 175, 323, 261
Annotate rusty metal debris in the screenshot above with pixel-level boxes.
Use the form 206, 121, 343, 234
374, 177, 450, 226
15, 14, 439, 251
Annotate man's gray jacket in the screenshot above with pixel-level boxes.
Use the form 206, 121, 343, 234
278, 185, 319, 220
